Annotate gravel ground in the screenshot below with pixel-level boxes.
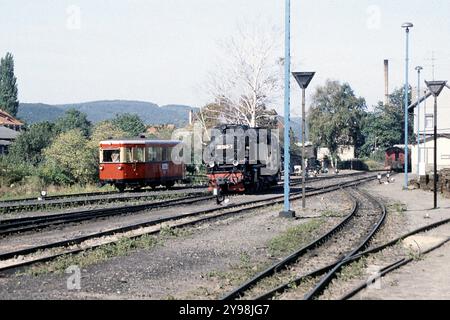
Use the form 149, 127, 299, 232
0, 191, 353, 300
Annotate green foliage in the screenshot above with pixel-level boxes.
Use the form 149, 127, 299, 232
0, 52, 19, 117
0, 156, 33, 186
360, 87, 414, 157
55, 108, 92, 137
112, 113, 146, 137
7, 121, 56, 165
43, 129, 97, 185
308, 80, 367, 157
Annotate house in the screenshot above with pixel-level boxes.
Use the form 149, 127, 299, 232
0, 126, 20, 155
317, 145, 355, 162
0, 109, 23, 132
410, 84, 450, 174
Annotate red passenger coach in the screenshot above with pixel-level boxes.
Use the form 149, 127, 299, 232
99, 139, 185, 191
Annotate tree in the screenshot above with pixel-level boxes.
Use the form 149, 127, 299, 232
55, 108, 92, 137
0, 53, 19, 117
112, 113, 146, 137
43, 129, 96, 185
7, 121, 56, 165
308, 80, 367, 157
89, 120, 126, 148
206, 23, 282, 127
360, 87, 414, 157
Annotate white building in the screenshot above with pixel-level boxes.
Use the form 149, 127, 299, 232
410, 84, 450, 174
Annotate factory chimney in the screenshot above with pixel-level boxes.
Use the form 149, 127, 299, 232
384, 59, 389, 105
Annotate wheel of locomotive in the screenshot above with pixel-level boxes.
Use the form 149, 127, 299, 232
116, 184, 125, 193
133, 186, 142, 192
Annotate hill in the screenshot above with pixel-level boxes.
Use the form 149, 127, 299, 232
17, 100, 198, 126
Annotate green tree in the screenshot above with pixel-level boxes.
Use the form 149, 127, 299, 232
0, 53, 19, 117
308, 80, 367, 157
7, 121, 56, 165
112, 113, 146, 137
55, 108, 92, 137
360, 87, 414, 157
43, 129, 96, 185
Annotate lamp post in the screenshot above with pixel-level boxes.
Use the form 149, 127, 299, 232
415, 66, 423, 176
280, 0, 294, 218
401, 22, 413, 189
425, 80, 447, 209
292, 72, 315, 210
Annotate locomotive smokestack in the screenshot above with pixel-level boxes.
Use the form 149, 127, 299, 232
384, 59, 389, 105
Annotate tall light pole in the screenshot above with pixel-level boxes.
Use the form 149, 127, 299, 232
402, 22, 413, 189
292, 72, 315, 210
280, 0, 294, 218
425, 80, 447, 209
415, 66, 423, 176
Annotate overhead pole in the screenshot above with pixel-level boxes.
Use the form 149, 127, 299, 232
415, 66, 423, 176
280, 0, 294, 218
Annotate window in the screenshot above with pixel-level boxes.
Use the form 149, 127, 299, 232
162, 147, 171, 161
123, 148, 132, 162
133, 147, 145, 162
148, 147, 163, 161
425, 114, 434, 129
102, 149, 120, 163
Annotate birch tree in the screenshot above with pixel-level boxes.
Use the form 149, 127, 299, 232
206, 23, 282, 128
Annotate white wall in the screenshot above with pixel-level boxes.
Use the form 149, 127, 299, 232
411, 136, 450, 174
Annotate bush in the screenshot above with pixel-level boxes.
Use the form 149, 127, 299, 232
337, 159, 369, 171
0, 156, 33, 186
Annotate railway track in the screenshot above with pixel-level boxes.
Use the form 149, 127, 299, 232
0, 171, 367, 213
253, 216, 450, 300
222, 188, 386, 300
0, 172, 381, 237
0, 187, 208, 213
0, 173, 385, 273
0, 193, 215, 236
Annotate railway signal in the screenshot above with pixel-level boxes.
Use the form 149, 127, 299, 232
425, 80, 448, 209
292, 71, 316, 210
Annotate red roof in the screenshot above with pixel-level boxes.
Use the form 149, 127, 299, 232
0, 109, 23, 126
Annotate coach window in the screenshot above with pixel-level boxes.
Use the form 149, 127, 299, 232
123, 147, 132, 163
133, 147, 145, 162
148, 147, 163, 161
162, 147, 170, 161
102, 149, 120, 163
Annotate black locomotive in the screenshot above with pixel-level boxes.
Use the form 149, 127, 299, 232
205, 124, 281, 194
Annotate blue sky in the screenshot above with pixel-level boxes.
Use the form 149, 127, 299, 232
1, 0, 449, 117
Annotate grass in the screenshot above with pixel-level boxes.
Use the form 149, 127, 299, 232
337, 257, 368, 281
268, 219, 324, 257
0, 183, 115, 201
362, 159, 385, 171
24, 226, 193, 276
388, 202, 407, 215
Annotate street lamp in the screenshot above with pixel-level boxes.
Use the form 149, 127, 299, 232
415, 66, 423, 176
425, 80, 447, 209
280, 0, 294, 218
402, 22, 413, 189
292, 71, 315, 210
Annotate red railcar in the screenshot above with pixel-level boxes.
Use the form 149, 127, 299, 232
99, 139, 185, 191
385, 147, 409, 172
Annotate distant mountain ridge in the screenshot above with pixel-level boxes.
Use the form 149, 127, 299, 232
17, 100, 198, 126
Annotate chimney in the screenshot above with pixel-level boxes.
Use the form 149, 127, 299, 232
384, 59, 389, 105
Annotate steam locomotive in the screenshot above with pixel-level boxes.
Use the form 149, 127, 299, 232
205, 124, 281, 194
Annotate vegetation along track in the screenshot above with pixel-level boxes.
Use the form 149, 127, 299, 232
221, 188, 386, 300
0, 173, 385, 273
